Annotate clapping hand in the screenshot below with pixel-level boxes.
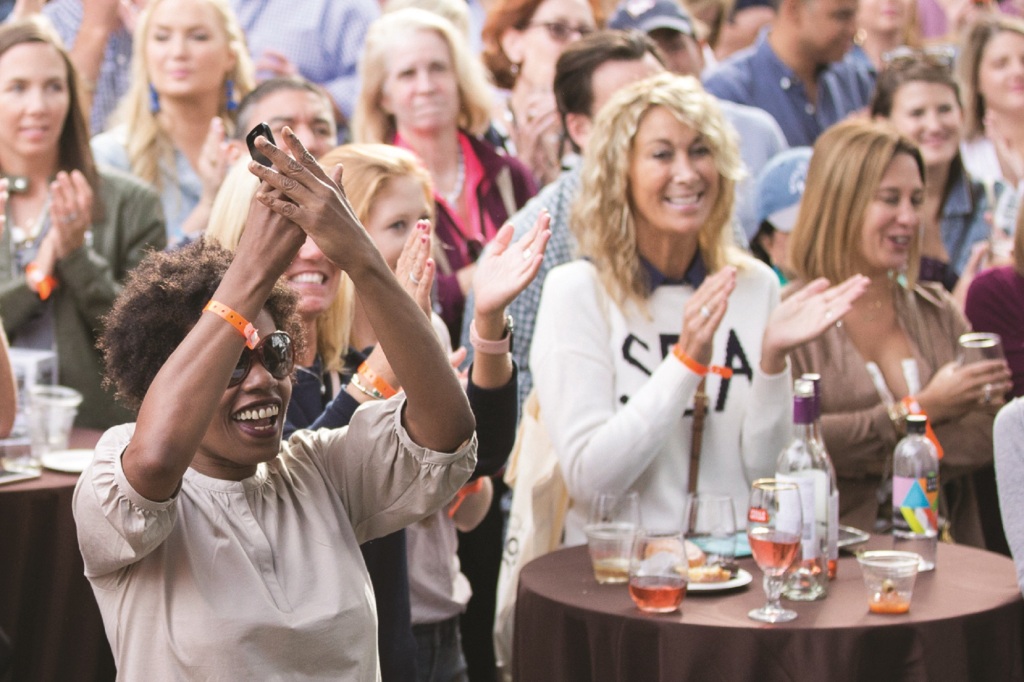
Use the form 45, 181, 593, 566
395, 220, 435, 318
760, 275, 870, 373
472, 211, 551, 321
46, 170, 93, 261
677, 266, 737, 366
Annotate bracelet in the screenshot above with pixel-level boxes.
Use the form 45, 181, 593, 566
447, 477, 487, 518
349, 373, 384, 401
357, 361, 397, 399
672, 344, 733, 379
469, 316, 513, 355
887, 400, 910, 436
203, 300, 259, 349
25, 262, 58, 301
899, 396, 944, 460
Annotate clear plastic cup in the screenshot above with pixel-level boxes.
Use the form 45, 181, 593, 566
856, 550, 921, 615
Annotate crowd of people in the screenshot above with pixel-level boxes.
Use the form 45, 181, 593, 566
1, 0, 1024, 678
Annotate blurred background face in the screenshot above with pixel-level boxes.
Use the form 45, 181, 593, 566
380, 29, 460, 137
856, 0, 912, 39
245, 89, 336, 159
648, 28, 703, 76
885, 81, 962, 169
145, 0, 236, 100
0, 41, 69, 164
363, 174, 432, 270
796, 0, 860, 65
978, 30, 1024, 116
502, 0, 596, 90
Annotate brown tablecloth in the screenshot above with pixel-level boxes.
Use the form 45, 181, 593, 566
0, 429, 113, 682
514, 540, 1024, 682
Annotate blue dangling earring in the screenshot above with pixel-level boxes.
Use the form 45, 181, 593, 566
225, 78, 237, 112
149, 83, 160, 114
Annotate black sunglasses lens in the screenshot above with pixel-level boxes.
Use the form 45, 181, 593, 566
262, 332, 294, 379
229, 351, 250, 387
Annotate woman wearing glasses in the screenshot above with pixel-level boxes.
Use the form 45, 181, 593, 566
871, 49, 1003, 300
481, 0, 601, 186
353, 8, 537, 343
74, 131, 476, 679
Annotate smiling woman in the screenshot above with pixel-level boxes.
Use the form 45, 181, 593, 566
0, 18, 166, 429
530, 72, 868, 544
787, 119, 1011, 549
75, 131, 476, 679
90, 0, 255, 244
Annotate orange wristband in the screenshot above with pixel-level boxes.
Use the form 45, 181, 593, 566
672, 344, 733, 379
358, 361, 397, 399
900, 396, 944, 460
447, 477, 486, 518
203, 300, 260, 349
25, 262, 57, 301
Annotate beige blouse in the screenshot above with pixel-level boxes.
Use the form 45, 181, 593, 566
73, 398, 476, 681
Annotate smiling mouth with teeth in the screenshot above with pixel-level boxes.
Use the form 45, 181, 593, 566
232, 404, 281, 428
290, 273, 326, 284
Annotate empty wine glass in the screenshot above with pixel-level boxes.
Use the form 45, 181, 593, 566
958, 332, 1005, 366
747, 478, 804, 623
685, 493, 737, 573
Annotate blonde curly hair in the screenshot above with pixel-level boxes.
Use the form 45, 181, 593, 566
572, 72, 745, 310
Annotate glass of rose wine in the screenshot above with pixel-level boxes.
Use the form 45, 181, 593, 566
747, 478, 804, 623
628, 529, 688, 613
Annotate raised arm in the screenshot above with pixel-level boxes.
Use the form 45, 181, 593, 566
250, 129, 474, 453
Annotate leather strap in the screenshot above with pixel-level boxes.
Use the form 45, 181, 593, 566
688, 378, 708, 495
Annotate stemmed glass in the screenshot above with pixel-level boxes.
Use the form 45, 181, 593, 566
746, 478, 804, 623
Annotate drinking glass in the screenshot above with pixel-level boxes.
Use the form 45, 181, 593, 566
628, 529, 687, 613
746, 478, 804, 623
685, 493, 737, 572
584, 492, 641, 584
958, 332, 1005, 365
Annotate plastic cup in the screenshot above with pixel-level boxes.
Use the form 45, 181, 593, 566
856, 550, 921, 615
26, 385, 83, 471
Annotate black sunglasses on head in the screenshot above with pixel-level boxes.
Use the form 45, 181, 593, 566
229, 331, 295, 387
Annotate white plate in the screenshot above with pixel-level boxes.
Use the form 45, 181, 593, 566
41, 449, 93, 473
687, 568, 753, 593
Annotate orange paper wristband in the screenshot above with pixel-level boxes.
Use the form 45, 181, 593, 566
203, 300, 260, 349
25, 262, 58, 301
672, 344, 733, 379
358, 361, 397, 399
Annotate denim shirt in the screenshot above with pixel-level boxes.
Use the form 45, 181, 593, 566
941, 161, 1000, 278
704, 31, 875, 147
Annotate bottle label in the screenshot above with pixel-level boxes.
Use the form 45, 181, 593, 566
776, 472, 823, 560
892, 473, 939, 534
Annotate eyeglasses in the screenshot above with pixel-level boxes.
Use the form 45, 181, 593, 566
526, 21, 594, 43
229, 331, 295, 387
881, 45, 956, 70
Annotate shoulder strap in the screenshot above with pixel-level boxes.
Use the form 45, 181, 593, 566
688, 378, 708, 495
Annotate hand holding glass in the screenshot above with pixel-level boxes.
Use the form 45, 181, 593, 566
747, 478, 803, 623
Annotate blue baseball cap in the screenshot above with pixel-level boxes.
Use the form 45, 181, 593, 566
755, 147, 813, 233
608, 0, 696, 38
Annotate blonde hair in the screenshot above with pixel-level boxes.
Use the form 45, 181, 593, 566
352, 8, 493, 143
205, 160, 353, 372
787, 119, 925, 286
111, 0, 255, 188
957, 14, 1024, 140
572, 72, 745, 310
382, 0, 471, 38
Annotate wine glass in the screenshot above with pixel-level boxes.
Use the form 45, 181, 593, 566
746, 478, 804, 623
628, 528, 687, 613
685, 493, 737, 573
958, 332, 1005, 366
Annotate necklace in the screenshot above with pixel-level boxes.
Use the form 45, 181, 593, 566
441, 146, 465, 208
9, 194, 52, 248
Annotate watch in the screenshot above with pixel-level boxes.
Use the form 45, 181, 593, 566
470, 315, 514, 355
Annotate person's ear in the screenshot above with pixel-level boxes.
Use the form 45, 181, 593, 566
565, 112, 593, 151
500, 28, 525, 69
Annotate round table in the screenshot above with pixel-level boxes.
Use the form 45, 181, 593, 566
513, 541, 1024, 681
0, 429, 114, 682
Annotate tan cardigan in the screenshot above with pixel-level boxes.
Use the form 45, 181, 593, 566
788, 281, 995, 546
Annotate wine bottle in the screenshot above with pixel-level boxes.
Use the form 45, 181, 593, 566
776, 378, 831, 600
802, 373, 839, 579
892, 414, 939, 571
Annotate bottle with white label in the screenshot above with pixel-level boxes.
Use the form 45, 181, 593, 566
802, 373, 839, 579
776, 378, 830, 600
892, 414, 939, 571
